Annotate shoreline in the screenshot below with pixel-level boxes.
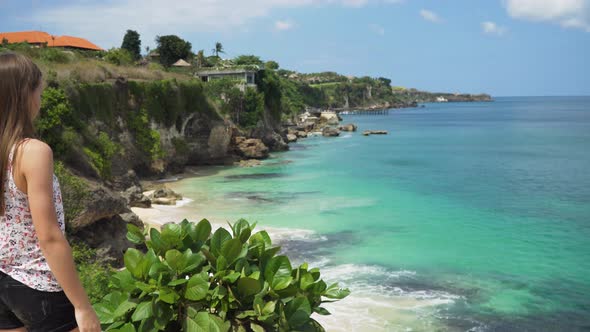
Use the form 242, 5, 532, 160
131, 136, 461, 332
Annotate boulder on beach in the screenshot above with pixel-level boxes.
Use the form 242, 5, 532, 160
320, 112, 340, 126
235, 138, 270, 159
286, 133, 298, 142
322, 127, 341, 137
339, 123, 358, 132
122, 185, 151, 208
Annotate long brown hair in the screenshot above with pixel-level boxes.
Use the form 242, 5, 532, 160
0, 52, 41, 215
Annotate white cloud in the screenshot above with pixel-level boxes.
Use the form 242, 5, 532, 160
505, 0, 590, 32
420, 9, 442, 23
481, 21, 508, 35
369, 23, 385, 35
27, 0, 406, 49
275, 20, 294, 31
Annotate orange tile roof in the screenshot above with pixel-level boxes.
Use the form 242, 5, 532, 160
52, 36, 102, 51
0, 31, 52, 44
0, 31, 103, 51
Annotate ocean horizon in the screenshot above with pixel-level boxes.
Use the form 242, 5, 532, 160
160, 96, 590, 331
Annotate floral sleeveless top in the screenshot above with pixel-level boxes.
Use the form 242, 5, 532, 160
0, 143, 64, 291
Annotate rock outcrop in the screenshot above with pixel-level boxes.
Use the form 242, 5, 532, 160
322, 127, 341, 137
234, 137, 270, 159
339, 123, 357, 132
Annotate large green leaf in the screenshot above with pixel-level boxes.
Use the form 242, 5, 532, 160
158, 287, 180, 304
165, 249, 186, 272
183, 252, 205, 273
193, 218, 212, 243
284, 296, 312, 328
111, 269, 136, 293
264, 256, 293, 290
93, 302, 115, 324
131, 301, 153, 322
149, 228, 164, 254
249, 231, 271, 248
126, 224, 145, 244
210, 228, 232, 257
322, 283, 351, 299
161, 223, 183, 248
185, 312, 221, 332
124, 248, 144, 279
220, 238, 242, 264
113, 300, 137, 319
115, 323, 136, 332
185, 274, 209, 301
236, 277, 262, 300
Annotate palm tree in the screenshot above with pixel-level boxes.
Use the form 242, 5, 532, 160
212, 42, 224, 57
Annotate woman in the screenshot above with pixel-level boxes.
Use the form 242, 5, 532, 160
0, 52, 100, 332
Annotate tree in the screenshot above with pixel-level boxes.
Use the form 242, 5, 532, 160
234, 55, 263, 66
265, 60, 279, 70
156, 35, 192, 67
196, 50, 206, 68
212, 42, 224, 57
378, 77, 392, 86
121, 30, 141, 60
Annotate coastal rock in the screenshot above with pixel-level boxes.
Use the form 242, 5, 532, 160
69, 184, 128, 231
236, 138, 270, 159
70, 211, 144, 266
122, 185, 151, 208
339, 123, 358, 132
251, 128, 289, 152
322, 127, 341, 137
296, 131, 308, 138
362, 130, 388, 136
208, 124, 232, 159
286, 134, 298, 142
150, 186, 183, 200
152, 197, 177, 205
234, 159, 262, 167
320, 112, 340, 126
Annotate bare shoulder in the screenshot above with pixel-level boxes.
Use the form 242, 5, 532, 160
18, 139, 54, 171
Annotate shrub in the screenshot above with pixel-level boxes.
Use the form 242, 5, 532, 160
72, 242, 112, 303
40, 48, 71, 63
54, 162, 89, 225
95, 219, 349, 331
36, 87, 77, 156
104, 48, 134, 66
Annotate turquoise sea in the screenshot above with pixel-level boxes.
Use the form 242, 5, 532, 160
166, 97, 590, 331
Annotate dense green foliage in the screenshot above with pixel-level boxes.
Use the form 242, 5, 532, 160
72, 243, 113, 304
121, 30, 142, 60
156, 35, 192, 67
83, 132, 121, 178
95, 219, 349, 331
54, 161, 89, 225
233, 55, 263, 67
36, 87, 80, 156
105, 48, 134, 66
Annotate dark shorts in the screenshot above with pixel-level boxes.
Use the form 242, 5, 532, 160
0, 271, 77, 332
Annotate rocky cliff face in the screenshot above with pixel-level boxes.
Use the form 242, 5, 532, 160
56, 79, 288, 264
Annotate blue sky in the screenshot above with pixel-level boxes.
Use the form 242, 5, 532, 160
1, 0, 589, 96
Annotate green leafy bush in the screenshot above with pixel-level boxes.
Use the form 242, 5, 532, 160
72, 243, 112, 303
105, 48, 134, 66
83, 132, 120, 178
54, 162, 89, 225
95, 219, 349, 331
36, 87, 78, 156
40, 48, 71, 63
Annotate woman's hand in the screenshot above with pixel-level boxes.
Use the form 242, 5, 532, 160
74, 305, 101, 332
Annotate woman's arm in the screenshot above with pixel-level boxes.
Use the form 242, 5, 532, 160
21, 139, 100, 332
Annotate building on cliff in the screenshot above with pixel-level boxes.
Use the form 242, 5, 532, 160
196, 68, 258, 91
0, 31, 103, 51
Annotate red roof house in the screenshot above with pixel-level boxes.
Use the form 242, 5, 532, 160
0, 31, 103, 51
